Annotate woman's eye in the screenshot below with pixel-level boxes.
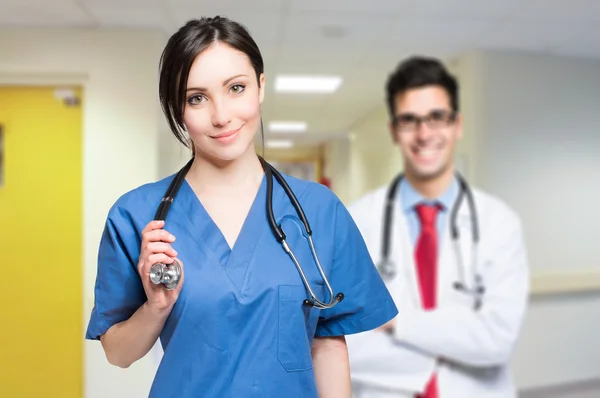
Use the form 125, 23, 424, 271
230, 84, 245, 94
187, 95, 205, 105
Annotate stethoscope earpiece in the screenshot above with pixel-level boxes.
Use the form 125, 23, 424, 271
304, 292, 344, 308
303, 299, 314, 307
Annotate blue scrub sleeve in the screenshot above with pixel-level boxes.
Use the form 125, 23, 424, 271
85, 205, 146, 340
315, 202, 398, 337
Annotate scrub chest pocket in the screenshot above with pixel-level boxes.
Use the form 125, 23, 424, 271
277, 284, 320, 372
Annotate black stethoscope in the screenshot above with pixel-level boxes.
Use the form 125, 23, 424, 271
148, 156, 345, 310
377, 172, 485, 310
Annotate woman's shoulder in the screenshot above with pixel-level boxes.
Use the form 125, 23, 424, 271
107, 173, 177, 221
279, 173, 342, 208
277, 173, 353, 232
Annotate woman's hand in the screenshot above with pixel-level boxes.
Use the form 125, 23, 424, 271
138, 220, 184, 313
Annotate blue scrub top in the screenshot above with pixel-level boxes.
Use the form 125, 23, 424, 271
86, 170, 398, 398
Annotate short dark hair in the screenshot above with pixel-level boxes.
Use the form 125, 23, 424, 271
159, 16, 264, 150
385, 56, 459, 120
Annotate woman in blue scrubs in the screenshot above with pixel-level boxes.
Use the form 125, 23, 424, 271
86, 16, 397, 398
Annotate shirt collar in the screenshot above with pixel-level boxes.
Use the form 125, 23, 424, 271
400, 174, 459, 214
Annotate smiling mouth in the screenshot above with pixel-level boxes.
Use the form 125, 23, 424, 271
211, 126, 243, 139
414, 147, 440, 158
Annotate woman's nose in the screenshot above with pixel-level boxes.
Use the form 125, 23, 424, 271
211, 99, 231, 127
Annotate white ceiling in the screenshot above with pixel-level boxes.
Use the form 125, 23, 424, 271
2, 0, 600, 146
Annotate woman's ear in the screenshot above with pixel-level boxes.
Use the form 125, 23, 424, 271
259, 73, 265, 104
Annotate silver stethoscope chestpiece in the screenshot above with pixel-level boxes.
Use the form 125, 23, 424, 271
150, 260, 182, 290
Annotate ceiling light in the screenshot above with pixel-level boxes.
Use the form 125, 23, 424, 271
268, 121, 307, 133
265, 139, 294, 149
275, 75, 342, 93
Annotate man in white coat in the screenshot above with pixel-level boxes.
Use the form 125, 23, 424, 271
346, 56, 530, 398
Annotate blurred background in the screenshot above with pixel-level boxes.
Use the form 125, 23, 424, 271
0, 0, 599, 397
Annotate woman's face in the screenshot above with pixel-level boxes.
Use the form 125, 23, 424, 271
183, 41, 264, 163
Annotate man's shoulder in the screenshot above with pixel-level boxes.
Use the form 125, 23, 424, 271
348, 185, 389, 215
471, 186, 522, 226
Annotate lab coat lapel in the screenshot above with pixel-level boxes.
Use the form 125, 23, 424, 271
438, 218, 454, 307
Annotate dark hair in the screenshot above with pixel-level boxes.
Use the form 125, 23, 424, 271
385, 56, 459, 120
159, 16, 264, 150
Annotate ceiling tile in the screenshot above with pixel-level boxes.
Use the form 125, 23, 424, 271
314, 72, 389, 131
482, 20, 594, 52
274, 42, 368, 76
407, 0, 526, 18
358, 44, 467, 74
81, 0, 164, 6
281, 11, 395, 45
514, 0, 600, 23
166, 0, 284, 11
0, 1, 91, 26
314, 98, 384, 132
270, 96, 329, 116
84, 3, 170, 29
3, 0, 79, 9
288, 0, 414, 14
261, 95, 346, 135
169, 7, 283, 45
383, 16, 501, 46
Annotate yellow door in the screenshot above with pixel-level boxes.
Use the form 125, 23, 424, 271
0, 86, 82, 397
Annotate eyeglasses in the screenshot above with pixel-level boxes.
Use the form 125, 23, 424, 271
392, 110, 457, 132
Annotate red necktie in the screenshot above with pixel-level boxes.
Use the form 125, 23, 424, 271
415, 203, 440, 398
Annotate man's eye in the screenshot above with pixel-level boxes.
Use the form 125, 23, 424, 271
429, 112, 446, 121
399, 115, 417, 124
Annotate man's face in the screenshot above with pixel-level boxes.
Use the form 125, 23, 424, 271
390, 85, 462, 182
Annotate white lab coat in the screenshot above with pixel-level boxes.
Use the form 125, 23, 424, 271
346, 184, 529, 398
